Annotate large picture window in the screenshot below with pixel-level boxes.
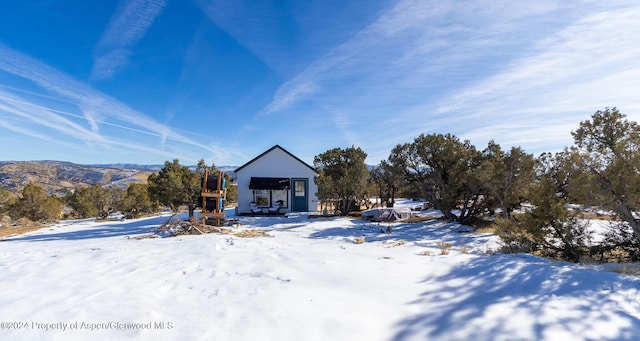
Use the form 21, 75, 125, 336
250, 177, 291, 208
253, 189, 289, 208
272, 190, 288, 208
254, 190, 270, 207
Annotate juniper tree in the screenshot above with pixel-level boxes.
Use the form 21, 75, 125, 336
119, 183, 155, 218
0, 189, 16, 217
496, 152, 590, 261
370, 160, 404, 208
476, 141, 535, 218
314, 146, 369, 215
11, 182, 63, 223
147, 159, 201, 215
389, 133, 483, 223
570, 107, 640, 245
66, 184, 112, 219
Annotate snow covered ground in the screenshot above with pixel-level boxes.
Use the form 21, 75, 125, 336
1, 201, 640, 341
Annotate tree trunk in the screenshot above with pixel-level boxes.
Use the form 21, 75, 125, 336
188, 204, 195, 219
616, 201, 640, 245
590, 168, 640, 244
390, 186, 396, 207
342, 198, 351, 216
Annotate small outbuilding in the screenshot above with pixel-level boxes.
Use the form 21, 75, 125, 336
234, 145, 319, 215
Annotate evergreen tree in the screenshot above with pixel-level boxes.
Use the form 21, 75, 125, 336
496, 153, 589, 261
570, 107, 640, 245
11, 182, 63, 223
195, 159, 216, 176
147, 159, 200, 214
0, 189, 16, 216
476, 141, 535, 218
119, 183, 155, 218
389, 133, 483, 223
314, 146, 370, 215
66, 184, 111, 219
370, 160, 404, 207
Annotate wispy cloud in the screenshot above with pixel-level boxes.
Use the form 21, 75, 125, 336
0, 43, 219, 161
251, 0, 640, 161
434, 5, 640, 153
0, 89, 105, 142
90, 0, 167, 80
259, 0, 442, 116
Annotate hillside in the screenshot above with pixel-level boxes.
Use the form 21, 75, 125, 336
0, 161, 239, 196
0, 161, 154, 196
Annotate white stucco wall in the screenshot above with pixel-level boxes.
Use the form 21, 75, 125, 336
235, 147, 318, 214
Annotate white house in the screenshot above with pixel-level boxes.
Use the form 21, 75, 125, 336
234, 145, 319, 214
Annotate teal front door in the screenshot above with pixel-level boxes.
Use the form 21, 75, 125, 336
291, 178, 308, 212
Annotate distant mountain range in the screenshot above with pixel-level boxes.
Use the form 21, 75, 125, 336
89, 163, 239, 173
0, 161, 238, 196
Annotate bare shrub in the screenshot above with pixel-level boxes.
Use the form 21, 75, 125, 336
578, 254, 599, 265
610, 264, 640, 277
16, 217, 36, 227
389, 240, 405, 247
438, 242, 453, 255
234, 230, 271, 238
494, 217, 534, 254
0, 215, 11, 228
405, 216, 439, 223
499, 242, 532, 254
603, 248, 631, 263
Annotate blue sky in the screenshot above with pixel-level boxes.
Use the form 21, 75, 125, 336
1, 0, 640, 167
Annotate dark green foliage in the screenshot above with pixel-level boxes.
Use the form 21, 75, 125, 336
373, 160, 405, 207
225, 177, 237, 204
195, 159, 216, 175
496, 158, 590, 262
66, 184, 154, 219
10, 182, 63, 223
66, 184, 112, 219
0, 189, 16, 216
147, 159, 200, 213
570, 107, 640, 245
476, 141, 535, 218
389, 133, 483, 223
119, 183, 155, 218
314, 146, 370, 215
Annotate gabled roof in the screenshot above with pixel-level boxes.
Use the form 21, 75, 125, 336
234, 145, 318, 174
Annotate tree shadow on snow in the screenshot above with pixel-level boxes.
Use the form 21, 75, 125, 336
393, 254, 640, 341
308, 217, 477, 245
3, 215, 172, 242
236, 215, 309, 230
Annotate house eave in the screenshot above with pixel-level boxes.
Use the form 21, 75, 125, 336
234, 145, 318, 175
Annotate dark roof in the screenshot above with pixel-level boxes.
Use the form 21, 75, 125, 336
234, 145, 318, 174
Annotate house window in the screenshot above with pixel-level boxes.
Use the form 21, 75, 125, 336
254, 189, 289, 208
295, 181, 305, 197
250, 177, 291, 208
254, 190, 270, 207
272, 190, 288, 208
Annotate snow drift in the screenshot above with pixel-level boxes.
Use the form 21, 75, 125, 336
1, 200, 640, 340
